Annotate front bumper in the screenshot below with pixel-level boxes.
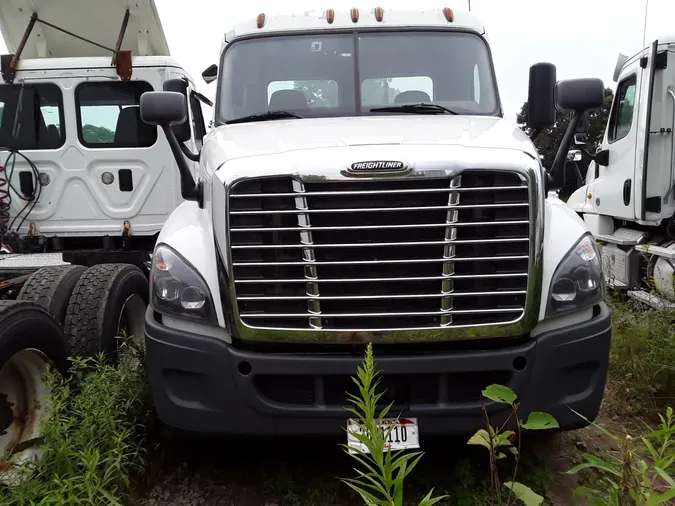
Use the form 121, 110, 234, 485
145, 303, 612, 436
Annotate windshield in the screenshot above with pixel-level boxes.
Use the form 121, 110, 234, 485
217, 30, 500, 124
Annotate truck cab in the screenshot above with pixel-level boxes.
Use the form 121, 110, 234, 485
0, 0, 211, 255
139, 7, 612, 438
567, 36, 675, 305
0, 1, 212, 469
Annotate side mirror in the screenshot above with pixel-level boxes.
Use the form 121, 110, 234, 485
202, 64, 218, 84
141, 91, 201, 205
140, 91, 186, 126
549, 78, 605, 191
162, 79, 191, 143
526, 62, 557, 136
555, 78, 605, 113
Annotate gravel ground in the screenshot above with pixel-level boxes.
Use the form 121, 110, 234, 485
137, 419, 624, 506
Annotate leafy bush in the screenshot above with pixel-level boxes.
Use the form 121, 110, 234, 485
342, 343, 554, 506
468, 385, 558, 506
568, 406, 675, 505
0, 339, 154, 505
607, 294, 675, 414
341, 343, 446, 506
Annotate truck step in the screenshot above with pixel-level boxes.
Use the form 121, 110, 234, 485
627, 290, 675, 310
596, 228, 649, 246
607, 279, 628, 290
0, 253, 69, 270
635, 244, 675, 259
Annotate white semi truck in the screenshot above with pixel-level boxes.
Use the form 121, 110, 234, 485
567, 36, 675, 309
0, 0, 210, 474
137, 7, 612, 441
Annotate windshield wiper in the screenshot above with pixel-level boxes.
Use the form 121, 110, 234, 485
369, 103, 459, 115
226, 110, 303, 124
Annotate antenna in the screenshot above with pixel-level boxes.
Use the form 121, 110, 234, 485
468, 0, 471, 11
642, 0, 649, 52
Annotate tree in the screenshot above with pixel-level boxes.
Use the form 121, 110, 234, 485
81, 124, 115, 144
516, 87, 614, 170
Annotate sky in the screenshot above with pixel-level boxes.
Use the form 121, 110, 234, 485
1, 0, 674, 124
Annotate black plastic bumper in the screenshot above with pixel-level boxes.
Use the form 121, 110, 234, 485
145, 303, 612, 436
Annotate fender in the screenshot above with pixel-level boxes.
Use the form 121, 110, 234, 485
155, 200, 225, 329
538, 197, 591, 322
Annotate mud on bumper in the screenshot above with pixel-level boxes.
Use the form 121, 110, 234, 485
144, 303, 612, 436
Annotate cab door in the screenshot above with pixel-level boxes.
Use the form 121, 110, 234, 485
587, 68, 640, 221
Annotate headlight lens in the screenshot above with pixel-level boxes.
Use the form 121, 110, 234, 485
150, 244, 216, 323
546, 234, 604, 317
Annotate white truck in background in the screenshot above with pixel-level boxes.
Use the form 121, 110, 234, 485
567, 35, 675, 308
0, 0, 211, 476
138, 7, 612, 442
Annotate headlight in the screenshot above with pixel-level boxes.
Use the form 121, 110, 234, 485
150, 244, 216, 323
546, 234, 605, 318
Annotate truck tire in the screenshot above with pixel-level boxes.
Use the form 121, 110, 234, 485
16, 265, 87, 324
63, 263, 148, 361
0, 301, 70, 483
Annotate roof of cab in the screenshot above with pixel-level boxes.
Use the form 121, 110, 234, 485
224, 7, 485, 45
0, 0, 170, 59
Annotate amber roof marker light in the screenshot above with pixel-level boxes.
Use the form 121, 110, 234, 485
326, 8, 335, 24
374, 7, 384, 22
350, 8, 359, 22
443, 7, 454, 22
256, 13, 266, 28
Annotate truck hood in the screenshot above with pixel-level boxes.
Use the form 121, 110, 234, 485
206, 115, 538, 162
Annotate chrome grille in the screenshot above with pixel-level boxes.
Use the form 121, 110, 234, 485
229, 171, 531, 332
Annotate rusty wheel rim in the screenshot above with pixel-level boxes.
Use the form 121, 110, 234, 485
0, 349, 51, 484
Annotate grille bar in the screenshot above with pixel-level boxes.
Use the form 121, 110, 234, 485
233, 255, 529, 267
234, 273, 528, 283
237, 290, 527, 301
240, 308, 525, 318
232, 238, 528, 250
228, 170, 531, 332
231, 220, 529, 233
230, 203, 529, 215
293, 180, 322, 329
230, 185, 525, 198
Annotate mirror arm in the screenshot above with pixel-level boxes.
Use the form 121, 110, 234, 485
180, 142, 200, 162
549, 111, 582, 188
161, 124, 203, 206
529, 127, 542, 141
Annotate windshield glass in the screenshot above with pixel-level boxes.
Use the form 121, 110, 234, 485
217, 30, 499, 124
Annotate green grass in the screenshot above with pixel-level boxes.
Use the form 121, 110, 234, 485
606, 292, 675, 416
0, 340, 155, 505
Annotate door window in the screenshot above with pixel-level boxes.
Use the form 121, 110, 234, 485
608, 75, 637, 143
75, 81, 156, 148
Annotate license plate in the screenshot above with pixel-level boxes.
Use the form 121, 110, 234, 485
346, 417, 420, 454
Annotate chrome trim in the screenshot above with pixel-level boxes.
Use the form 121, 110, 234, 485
230, 220, 530, 232
237, 290, 527, 301
231, 238, 528, 249
232, 255, 529, 267
230, 203, 528, 214
223, 159, 544, 344
234, 273, 528, 283
230, 185, 524, 198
